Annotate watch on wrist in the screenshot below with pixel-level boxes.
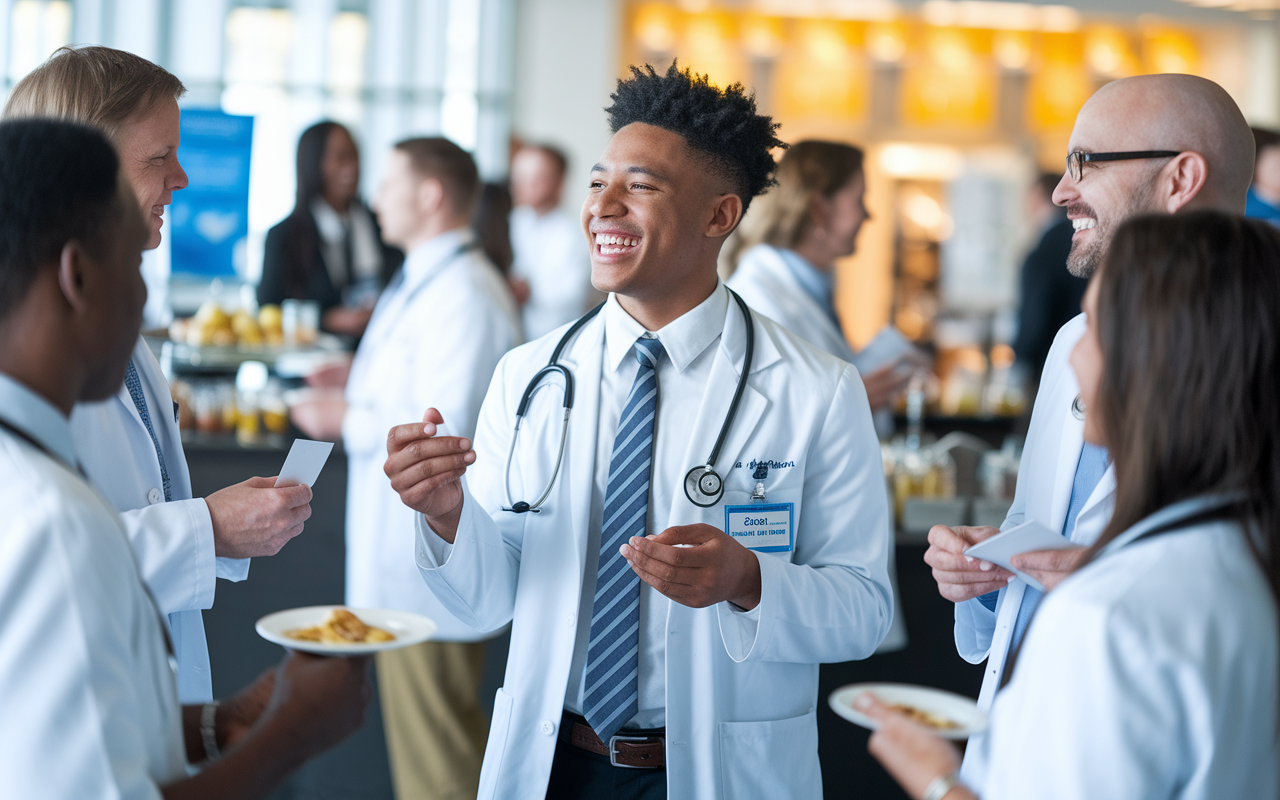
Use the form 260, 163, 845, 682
923, 772, 962, 800
200, 701, 222, 763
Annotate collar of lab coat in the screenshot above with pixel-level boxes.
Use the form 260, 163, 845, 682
603, 281, 730, 374
739, 245, 849, 352
775, 247, 835, 311
1100, 492, 1249, 557
401, 227, 474, 292
0, 372, 77, 466
1048, 322, 1117, 543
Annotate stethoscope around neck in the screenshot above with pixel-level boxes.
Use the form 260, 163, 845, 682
502, 288, 756, 514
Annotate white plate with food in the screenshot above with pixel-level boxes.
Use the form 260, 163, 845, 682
256, 606, 436, 656
828, 683, 986, 740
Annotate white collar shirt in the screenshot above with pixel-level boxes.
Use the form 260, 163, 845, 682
0, 374, 186, 797
563, 283, 731, 729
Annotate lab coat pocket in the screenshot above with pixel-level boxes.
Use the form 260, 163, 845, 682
718, 709, 822, 800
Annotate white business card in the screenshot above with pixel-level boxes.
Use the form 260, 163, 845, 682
275, 439, 334, 488
963, 520, 1080, 592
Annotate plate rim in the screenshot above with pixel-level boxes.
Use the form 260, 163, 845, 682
828, 682, 986, 740
255, 605, 437, 656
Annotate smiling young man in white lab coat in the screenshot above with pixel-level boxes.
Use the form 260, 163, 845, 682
383, 64, 892, 800
291, 136, 521, 800
921, 73, 1256, 790
3, 45, 315, 707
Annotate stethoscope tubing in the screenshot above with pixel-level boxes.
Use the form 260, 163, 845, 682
503, 289, 753, 513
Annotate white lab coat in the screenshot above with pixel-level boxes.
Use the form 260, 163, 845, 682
70, 336, 249, 704
344, 229, 520, 641
954, 314, 1116, 783
0, 378, 187, 799
975, 495, 1279, 799
728, 243, 906, 651
509, 205, 601, 340
415, 285, 893, 799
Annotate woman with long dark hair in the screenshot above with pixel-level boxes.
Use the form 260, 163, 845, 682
257, 121, 401, 336
860, 211, 1280, 799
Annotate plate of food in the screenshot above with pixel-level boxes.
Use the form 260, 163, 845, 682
256, 606, 436, 656
828, 683, 986, 740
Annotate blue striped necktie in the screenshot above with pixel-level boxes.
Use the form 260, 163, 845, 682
583, 336, 665, 741
124, 358, 172, 502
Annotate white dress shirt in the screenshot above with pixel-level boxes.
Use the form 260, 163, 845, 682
343, 227, 521, 641
70, 336, 248, 703
560, 288, 758, 729
974, 495, 1279, 799
0, 374, 187, 798
510, 205, 600, 340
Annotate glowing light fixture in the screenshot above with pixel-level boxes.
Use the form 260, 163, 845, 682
867, 21, 908, 63
635, 3, 679, 54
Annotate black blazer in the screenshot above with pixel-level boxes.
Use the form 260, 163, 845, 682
1012, 215, 1088, 382
257, 203, 403, 310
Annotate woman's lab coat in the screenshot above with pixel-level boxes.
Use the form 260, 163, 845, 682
344, 230, 520, 640
69, 336, 248, 703
728, 243, 907, 651
954, 314, 1116, 782
414, 288, 893, 799
976, 495, 1280, 799
1, 388, 186, 798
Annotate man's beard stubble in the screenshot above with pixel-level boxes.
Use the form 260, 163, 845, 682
1066, 220, 1109, 279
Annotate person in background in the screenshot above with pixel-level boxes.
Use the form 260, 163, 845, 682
727, 139, 913, 651
863, 212, 1280, 800
4, 44, 313, 706
727, 140, 923, 432
1011, 173, 1086, 384
290, 137, 520, 800
509, 142, 601, 339
1245, 127, 1280, 226
258, 121, 402, 337
383, 63, 891, 800
0, 116, 372, 800
923, 73, 1256, 789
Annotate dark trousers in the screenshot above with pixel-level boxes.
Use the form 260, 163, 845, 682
544, 714, 666, 800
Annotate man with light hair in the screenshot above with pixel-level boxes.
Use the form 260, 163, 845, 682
4, 45, 314, 706
921, 73, 1256, 790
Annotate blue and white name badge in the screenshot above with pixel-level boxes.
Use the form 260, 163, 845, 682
725, 502, 794, 553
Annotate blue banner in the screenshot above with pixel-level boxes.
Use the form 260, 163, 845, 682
169, 109, 253, 278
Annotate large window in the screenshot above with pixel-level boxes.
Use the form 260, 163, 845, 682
0, 0, 514, 288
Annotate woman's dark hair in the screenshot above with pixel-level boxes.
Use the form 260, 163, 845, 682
283, 121, 349, 296
473, 182, 513, 274
1087, 211, 1280, 608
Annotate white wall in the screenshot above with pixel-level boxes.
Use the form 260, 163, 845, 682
511, 0, 622, 213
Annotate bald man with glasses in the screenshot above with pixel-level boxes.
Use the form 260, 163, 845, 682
920, 73, 1256, 789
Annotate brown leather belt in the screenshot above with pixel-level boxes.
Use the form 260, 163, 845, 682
566, 715, 665, 769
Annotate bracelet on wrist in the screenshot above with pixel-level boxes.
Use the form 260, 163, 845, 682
200, 701, 222, 763
923, 772, 962, 800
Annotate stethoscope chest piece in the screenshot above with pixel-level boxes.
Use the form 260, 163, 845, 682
684, 466, 724, 507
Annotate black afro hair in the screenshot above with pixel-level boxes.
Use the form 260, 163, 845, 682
605, 62, 786, 212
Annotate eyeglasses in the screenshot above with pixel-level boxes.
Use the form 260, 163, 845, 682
1065, 150, 1181, 182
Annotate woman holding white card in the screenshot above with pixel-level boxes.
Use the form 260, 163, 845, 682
857, 212, 1280, 799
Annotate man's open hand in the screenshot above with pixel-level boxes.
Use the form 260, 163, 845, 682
620, 524, 762, 610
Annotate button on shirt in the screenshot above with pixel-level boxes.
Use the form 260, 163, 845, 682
563, 285, 756, 730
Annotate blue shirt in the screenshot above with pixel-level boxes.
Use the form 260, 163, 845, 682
1245, 186, 1280, 227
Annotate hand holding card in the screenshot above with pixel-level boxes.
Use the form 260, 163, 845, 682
962, 520, 1081, 592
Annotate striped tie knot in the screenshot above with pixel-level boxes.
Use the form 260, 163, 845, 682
634, 337, 665, 370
